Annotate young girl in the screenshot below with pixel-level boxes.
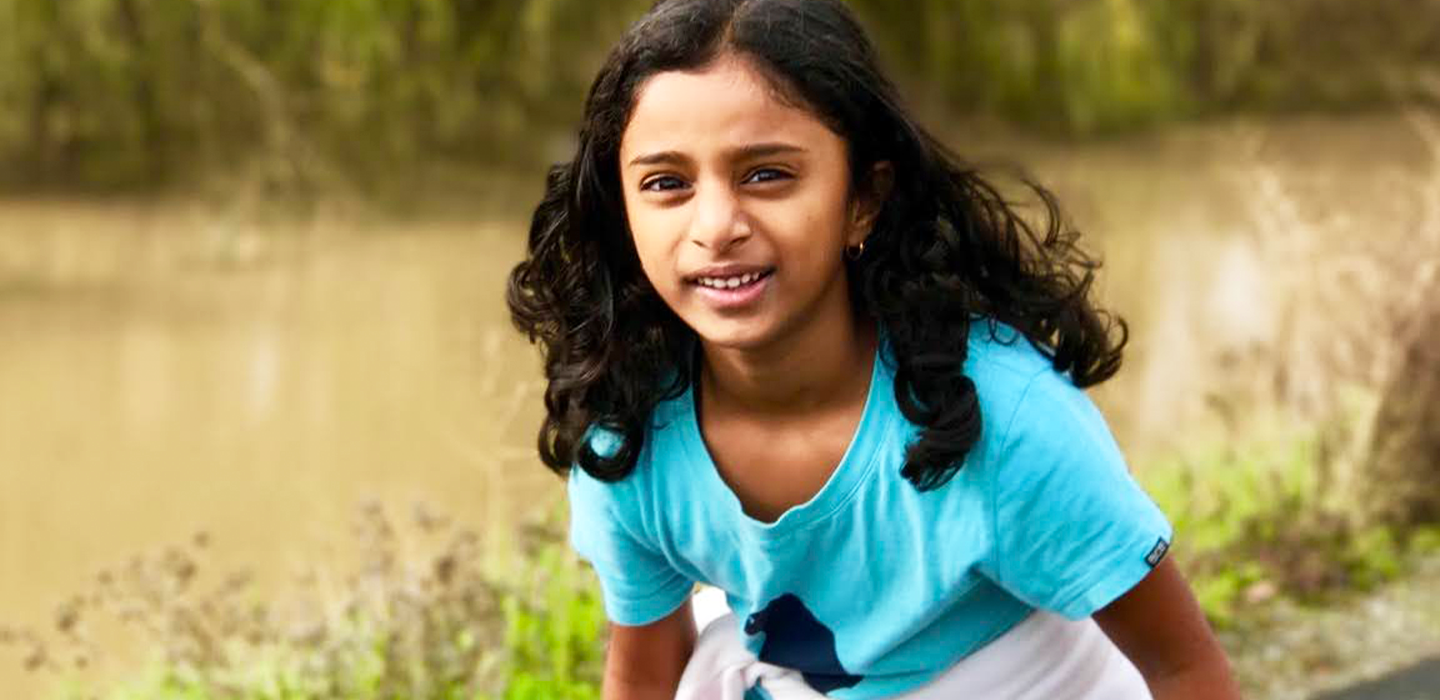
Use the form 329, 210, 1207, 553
507, 1, 1241, 698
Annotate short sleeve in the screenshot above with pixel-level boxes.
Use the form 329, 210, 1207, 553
980, 370, 1174, 620
567, 458, 694, 626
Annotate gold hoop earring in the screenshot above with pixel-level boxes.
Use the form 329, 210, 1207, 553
845, 240, 866, 260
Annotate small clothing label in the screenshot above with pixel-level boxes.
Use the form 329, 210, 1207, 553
1145, 538, 1170, 568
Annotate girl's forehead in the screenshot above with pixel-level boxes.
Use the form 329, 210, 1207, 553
619, 56, 837, 162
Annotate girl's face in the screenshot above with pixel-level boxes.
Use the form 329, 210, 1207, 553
618, 55, 883, 353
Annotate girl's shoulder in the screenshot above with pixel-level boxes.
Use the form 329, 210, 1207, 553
566, 425, 662, 546
962, 319, 1063, 399
567, 403, 686, 511
961, 319, 1110, 453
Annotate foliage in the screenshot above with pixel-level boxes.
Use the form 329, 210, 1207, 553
0, 502, 606, 700
500, 544, 604, 700
0, 0, 649, 190
1142, 428, 1440, 630
0, 0, 1435, 191
854, 0, 1440, 134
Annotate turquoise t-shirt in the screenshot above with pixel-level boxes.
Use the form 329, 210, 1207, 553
568, 322, 1173, 698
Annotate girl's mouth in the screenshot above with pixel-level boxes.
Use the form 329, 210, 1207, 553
690, 269, 774, 310
692, 269, 773, 290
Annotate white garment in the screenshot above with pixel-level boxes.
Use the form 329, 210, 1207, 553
678, 589, 1153, 700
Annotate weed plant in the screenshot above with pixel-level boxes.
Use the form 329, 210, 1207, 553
0, 502, 605, 700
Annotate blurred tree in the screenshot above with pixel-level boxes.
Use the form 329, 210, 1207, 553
1357, 104, 1440, 529
1363, 296, 1440, 526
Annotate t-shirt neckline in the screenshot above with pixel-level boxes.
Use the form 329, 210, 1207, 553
679, 336, 893, 540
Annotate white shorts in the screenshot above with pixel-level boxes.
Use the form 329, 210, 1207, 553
678, 589, 1152, 699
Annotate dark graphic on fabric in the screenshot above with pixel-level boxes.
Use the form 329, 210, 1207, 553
744, 593, 864, 693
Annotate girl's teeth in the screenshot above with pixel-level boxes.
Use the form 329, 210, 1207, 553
699, 271, 764, 288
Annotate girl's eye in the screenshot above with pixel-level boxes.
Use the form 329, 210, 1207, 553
641, 175, 687, 192
744, 168, 792, 185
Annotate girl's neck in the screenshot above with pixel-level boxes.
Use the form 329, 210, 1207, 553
698, 312, 878, 419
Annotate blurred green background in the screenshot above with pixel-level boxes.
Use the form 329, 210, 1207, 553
2, 0, 1437, 192
1, 1, 1439, 699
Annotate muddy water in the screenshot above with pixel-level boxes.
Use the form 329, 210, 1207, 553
0, 113, 1433, 697
0, 206, 560, 696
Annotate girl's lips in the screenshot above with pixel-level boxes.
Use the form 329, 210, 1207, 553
691, 270, 772, 311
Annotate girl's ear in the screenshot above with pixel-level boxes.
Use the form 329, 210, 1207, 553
849, 161, 895, 246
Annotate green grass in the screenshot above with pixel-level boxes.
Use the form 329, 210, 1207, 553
1141, 428, 1440, 629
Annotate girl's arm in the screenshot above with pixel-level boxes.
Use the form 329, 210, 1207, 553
1094, 558, 1244, 699
603, 598, 698, 700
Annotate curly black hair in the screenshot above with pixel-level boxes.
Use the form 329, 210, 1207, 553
506, 0, 1127, 490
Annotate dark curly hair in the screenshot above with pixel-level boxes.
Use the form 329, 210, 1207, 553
506, 0, 1127, 490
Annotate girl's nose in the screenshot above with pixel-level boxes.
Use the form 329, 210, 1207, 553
689, 183, 751, 253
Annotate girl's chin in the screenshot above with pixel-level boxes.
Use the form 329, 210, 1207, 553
688, 319, 778, 352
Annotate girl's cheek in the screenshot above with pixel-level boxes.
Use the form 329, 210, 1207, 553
633, 251, 674, 295
633, 216, 687, 265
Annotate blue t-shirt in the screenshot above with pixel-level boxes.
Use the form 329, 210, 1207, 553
568, 322, 1173, 698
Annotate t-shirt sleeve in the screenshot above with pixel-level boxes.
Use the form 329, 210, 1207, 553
567, 463, 694, 626
980, 369, 1174, 620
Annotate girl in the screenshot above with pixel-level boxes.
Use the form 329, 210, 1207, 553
507, 0, 1241, 698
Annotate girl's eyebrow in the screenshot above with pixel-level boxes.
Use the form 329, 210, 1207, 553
626, 142, 808, 168
733, 142, 807, 161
